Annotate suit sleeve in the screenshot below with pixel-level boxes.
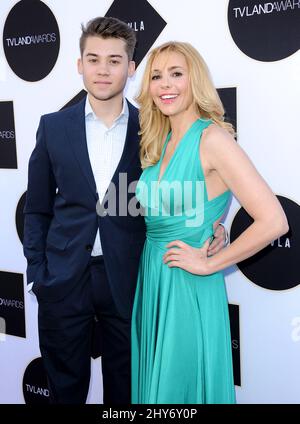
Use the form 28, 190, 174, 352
23, 116, 57, 284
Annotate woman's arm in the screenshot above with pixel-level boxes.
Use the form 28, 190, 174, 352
164, 125, 289, 275
204, 125, 288, 273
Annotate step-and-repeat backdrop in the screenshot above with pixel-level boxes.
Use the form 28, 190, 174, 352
0, 0, 299, 404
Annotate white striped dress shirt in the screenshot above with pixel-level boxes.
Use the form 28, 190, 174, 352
85, 97, 129, 256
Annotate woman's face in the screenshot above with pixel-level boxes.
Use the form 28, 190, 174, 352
149, 51, 194, 118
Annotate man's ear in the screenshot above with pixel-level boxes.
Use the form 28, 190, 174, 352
77, 57, 83, 75
128, 60, 136, 77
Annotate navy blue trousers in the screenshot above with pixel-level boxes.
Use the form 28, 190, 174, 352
37, 256, 131, 404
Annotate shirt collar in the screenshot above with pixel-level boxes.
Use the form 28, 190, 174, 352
85, 96, 129, 125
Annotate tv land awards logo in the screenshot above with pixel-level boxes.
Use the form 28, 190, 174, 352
23, 358, 50, 404
0, 298, 23, 309
3, 0, 60, 81
0, 271, 25, 337
228, 0, 300, 61
230, 195, 299, 290
0, 101, 17, 169
106, 0, 167, 66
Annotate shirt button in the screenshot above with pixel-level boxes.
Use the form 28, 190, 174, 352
86, 245, 93, 252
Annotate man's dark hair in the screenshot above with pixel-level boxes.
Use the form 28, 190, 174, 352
80, 17, 137, 60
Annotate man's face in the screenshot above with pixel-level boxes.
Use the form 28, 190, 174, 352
78, 36, 135, 102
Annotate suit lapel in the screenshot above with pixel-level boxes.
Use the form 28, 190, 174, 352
66, 97, 97, 200
65, 98, 139, 200
111, 100, 140, 185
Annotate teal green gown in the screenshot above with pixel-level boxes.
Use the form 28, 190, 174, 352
131, 119, 236, 404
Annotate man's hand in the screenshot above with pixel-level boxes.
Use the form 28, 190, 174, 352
208, 222, 228, 256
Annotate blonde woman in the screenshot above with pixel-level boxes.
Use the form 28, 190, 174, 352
131, 41, 288, 404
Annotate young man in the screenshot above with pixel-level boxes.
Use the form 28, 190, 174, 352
23, 17, 226, 404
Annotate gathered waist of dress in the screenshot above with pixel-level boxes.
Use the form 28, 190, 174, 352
146, 229, 212, 252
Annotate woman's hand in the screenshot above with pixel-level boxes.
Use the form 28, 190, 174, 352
163, 239, 213, 275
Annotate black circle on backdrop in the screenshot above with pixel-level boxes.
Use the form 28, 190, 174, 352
16, 192, 26, 244
3, 0, 60, 81
230, 196, 299, 290
23, 357, 50, 404
228, 0, 300, 62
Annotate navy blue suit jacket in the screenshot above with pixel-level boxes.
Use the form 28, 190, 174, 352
23, 97, 145, 319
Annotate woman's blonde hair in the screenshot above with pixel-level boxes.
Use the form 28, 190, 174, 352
136, 41, 235, 169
